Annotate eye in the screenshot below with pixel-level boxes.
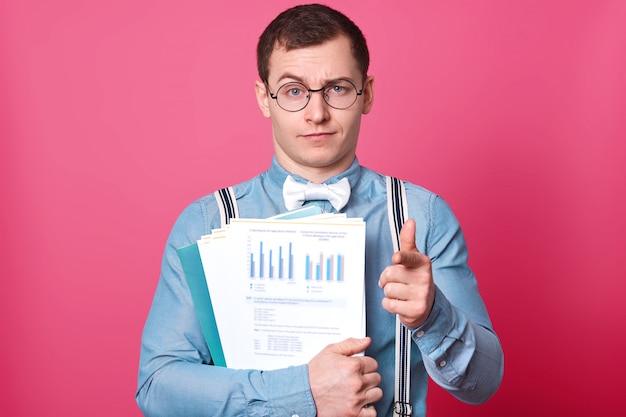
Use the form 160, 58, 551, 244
279, 83, 307, 99
326, 81, 353, 96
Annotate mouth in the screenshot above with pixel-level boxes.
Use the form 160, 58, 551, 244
302, 132, 335, 140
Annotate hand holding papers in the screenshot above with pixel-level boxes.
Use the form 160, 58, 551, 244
182, 208, 366, 371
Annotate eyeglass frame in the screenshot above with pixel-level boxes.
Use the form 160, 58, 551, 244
265, 78, 364, 112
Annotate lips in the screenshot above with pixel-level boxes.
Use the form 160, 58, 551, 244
302, 132, 334, 140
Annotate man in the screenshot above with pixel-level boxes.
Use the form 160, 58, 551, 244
136, 4, 503, 417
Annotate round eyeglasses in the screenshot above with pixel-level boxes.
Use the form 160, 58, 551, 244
267, 79, 363, 112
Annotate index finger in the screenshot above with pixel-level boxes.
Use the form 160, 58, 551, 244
355, 354, 379, 374
392, 250, 425, 267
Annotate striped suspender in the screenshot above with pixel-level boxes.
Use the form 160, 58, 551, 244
386, 176, 412, 417
214, 180, 411, 414
214, 187, 239, 227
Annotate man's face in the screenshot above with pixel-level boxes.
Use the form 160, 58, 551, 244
255, 35, 374, 183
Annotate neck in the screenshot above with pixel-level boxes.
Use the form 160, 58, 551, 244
278, 161, 352, 184
275, 155, 355, 184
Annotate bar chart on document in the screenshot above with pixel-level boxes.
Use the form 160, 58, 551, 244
242, 221, 364, 298
248, 237, 346, 283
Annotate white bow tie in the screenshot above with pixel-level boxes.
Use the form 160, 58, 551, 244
282, 175, 351, 211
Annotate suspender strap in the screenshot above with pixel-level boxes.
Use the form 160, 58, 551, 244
214, 187, 239, 227
386, 176, 412, 417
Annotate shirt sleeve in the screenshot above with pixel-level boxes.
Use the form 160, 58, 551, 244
136, 200, 316, 417
412, 195, 504, 404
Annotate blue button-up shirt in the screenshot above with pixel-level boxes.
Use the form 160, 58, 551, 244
136, 157, 503, 416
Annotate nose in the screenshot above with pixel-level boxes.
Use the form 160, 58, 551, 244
304, 89, 330, 123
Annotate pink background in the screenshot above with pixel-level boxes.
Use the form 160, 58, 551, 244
2, 0, 625, 415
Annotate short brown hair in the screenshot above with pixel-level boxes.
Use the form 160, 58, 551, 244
257, 4, 370, 83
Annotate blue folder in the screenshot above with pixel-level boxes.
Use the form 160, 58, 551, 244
177, 243, 227, 367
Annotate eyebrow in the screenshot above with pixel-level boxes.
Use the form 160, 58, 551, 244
275, 73, 355, 87
275, 72, 305, 84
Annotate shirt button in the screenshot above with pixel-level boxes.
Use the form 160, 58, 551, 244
292, 414, 299, 417
415, 330, 425, 338
439, 360, 447, 367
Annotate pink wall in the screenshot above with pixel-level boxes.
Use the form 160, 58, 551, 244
2, 0, 625, 415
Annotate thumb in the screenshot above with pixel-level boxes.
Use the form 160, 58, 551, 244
399, 218, 418, 252
327, 337, 371, 356
393, 219, 421, 266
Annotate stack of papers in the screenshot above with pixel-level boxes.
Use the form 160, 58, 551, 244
177, 206, 366, 370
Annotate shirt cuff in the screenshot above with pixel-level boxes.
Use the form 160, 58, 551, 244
410, 286, 456, 355
263, 364, 316, 417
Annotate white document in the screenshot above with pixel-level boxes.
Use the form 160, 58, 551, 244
197, 216, 366, 370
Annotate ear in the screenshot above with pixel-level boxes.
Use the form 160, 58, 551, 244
361, 75, 375, 115
255, 80, 272, 118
